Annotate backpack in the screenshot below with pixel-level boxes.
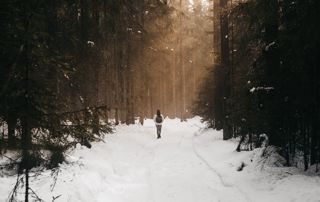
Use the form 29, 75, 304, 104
156, 115, 163, 123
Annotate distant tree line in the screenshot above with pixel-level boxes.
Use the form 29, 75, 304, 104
195, 0, 320, 170
137, 0, 213, 120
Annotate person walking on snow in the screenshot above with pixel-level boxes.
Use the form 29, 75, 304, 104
153, 109, 164, 139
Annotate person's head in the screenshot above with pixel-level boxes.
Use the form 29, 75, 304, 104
156, 109, 161, 116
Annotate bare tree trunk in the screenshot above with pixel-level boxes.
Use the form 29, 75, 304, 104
179, 0, 186, 121
22, 11, 31, 201
21, 115, 30, 202
7, 114, 16, 147
303, 123, 309, 171
172, 50, 177, 117
125, 31, 134, 124
115, 108, 119, 125
220, 0, 232, 140
213, 0, 220, 61
114, 37, 120, 126
25, 167, 29, 202
92, 108, 99, 135
311, 111, 319, 165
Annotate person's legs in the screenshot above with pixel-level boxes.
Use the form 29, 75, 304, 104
156, 125, 161, 138
156, 125, 159, 138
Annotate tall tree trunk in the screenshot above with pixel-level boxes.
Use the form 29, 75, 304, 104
263, 0, 279, 144
115, 108, 119, 125
213, 0, 220, 60
125, 37, 133, 125
303, 123, 309, 171
22, 8, 32, 200
220, 0, 232, 140
172, 50, 177, 117
21, 117, 31, 202
7, 114, 16, 147
114, 37, 120, 126
311, 113, 318, 165
179, 0, 186, 121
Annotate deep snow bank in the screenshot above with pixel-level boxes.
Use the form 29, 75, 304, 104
0, 117, 319, 202
193, 127, 320, 202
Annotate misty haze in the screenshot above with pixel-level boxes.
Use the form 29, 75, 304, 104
0, 0, 320, 202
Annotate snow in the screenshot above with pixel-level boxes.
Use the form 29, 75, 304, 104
1, 117, 320, 202
250, 86, 274, 93
64, 73, 70, 80
79, 96, 84, 103
265, 42, 276, 51
87, 41, 95, 47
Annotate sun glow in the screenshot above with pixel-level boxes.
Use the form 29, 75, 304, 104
201, 0, 209, 11
188, 0, 195, 11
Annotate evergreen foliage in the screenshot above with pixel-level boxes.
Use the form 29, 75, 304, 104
0, 0, 174, 200
196, 0, 320, 170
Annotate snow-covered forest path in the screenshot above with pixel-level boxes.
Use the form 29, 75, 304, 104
111, 118, 251, 202
2, 117, 320, 202
71, 117, 252, 202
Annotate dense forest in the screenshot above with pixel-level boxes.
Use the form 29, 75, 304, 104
1, 0, 320, 201
0, 0, 212, 201
195, 0, 320, 170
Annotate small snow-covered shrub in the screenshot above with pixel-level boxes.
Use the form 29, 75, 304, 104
252, 146, 287, 168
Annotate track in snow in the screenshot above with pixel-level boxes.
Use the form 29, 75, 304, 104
192, 131, 252, 202
62, 118, 251, 202
95, 118, 252, 202
1, 118, 319, 202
